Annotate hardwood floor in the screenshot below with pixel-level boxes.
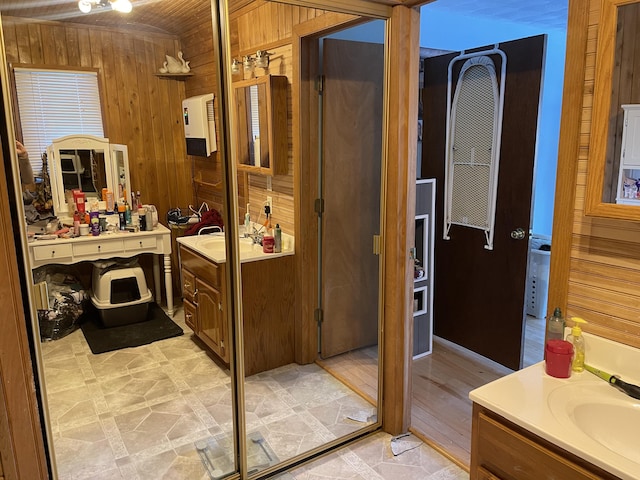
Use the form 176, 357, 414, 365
410, 315, 545, 468
319, 315, 546, 471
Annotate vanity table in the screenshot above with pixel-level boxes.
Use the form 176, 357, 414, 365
28, 224, 174, 316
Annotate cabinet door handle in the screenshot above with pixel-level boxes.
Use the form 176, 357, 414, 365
184, 280, 191, 289
218, 302, 222, 311
185, 312, 192, 321
193, 289, 199, 304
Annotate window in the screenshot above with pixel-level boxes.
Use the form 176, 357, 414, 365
13, 67, 104, 174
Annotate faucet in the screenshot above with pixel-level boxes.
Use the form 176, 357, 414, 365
246, 225, 264, 245
197, 225, 222, 236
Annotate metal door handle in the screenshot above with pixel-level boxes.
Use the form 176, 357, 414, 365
510, 228, 526, 240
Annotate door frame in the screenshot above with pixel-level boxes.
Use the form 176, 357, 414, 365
292, 6, 420, 434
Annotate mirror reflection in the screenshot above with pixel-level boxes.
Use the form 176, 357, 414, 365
1, 0, 387, 478
58, 148, 106, 194
596, 2, 640, 206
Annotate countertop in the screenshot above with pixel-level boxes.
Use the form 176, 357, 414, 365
470, 332, 640, 480
177, 231, 294, 264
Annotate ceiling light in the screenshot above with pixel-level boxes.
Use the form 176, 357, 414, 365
77, 0, 133, 14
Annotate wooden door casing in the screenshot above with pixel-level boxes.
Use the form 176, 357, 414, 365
422, 35, 546, 370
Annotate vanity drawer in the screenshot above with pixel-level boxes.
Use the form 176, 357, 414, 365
182, 268, 196, 302
473, 408, 616, 480
179, 246, 221, 288
73, 240, 122, 257
124, 236, 157, 251
32, 244, 73, 261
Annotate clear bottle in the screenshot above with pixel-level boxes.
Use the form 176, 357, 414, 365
274, 224, 282, 253
546, 307, 565, 341
566, 317, 587, 372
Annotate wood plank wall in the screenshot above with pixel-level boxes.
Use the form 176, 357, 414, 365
556, 0, 640, 348
2, 16, 192, 231
220, 1, 332, 235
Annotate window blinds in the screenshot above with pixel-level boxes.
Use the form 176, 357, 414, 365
13, 67, 104, 174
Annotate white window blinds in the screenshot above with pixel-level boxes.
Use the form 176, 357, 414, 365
13, 67, 104, 174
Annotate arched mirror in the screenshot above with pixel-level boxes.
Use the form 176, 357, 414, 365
47, 135, 131, 217
585, 0, 640, 220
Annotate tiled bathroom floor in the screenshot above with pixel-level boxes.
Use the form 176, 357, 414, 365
40, 304, 467, 480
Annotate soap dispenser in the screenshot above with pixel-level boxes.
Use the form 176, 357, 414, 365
566, 317, 587, 372
546, 307, 565, 341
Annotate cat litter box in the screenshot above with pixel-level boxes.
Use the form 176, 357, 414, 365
90, 261, 152, 327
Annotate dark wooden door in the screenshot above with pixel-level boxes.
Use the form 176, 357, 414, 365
422, 35, 545, 370
320, 38, 384, 358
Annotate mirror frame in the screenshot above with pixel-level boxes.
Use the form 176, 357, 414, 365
47, 134, 131, 217
585, 0, 640, 220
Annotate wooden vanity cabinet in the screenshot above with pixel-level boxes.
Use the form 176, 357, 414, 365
180, 246, 229, 364
179, 244, 294, 376
470, 404, 620, 480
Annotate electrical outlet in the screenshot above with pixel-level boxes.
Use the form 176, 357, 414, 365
266, 196, 273, 216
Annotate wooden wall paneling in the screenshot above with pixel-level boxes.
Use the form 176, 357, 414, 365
548, 0, 592, 330
14, 22, 31, 63
2, 22, 16, 63
552, 0, 640, 350
26, 23, 42, 64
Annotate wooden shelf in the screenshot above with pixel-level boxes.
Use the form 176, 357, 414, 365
154, 72, 193, 79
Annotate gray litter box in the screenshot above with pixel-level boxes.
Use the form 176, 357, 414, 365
90, 262, 152, 327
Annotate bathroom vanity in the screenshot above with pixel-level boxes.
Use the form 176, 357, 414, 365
470, 333, 640, 480
178, 234, 294, 376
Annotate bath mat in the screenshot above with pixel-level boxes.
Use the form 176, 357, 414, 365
80, 302, 183, 354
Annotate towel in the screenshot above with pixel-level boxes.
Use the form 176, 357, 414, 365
184, 209, 224, 236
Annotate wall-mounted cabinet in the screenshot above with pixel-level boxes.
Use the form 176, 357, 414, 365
233, 74, 288, 176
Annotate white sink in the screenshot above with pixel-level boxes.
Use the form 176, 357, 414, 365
195, 236, 256, 253
548, 382, 640, 464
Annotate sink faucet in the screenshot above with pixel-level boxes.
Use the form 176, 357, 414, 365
246, 226, 264, 245
197, 225, 222, 236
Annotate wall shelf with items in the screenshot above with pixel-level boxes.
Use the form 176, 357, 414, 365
233, 74, 288, 176
414, 178, 435, 359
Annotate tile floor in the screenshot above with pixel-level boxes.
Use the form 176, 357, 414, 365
40, 304, 468, 480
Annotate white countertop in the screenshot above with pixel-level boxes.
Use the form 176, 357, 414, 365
470, 332, 640, 480
177, 231, 294, 264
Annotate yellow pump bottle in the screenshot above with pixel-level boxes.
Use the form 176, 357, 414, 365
566, 317, 587, 372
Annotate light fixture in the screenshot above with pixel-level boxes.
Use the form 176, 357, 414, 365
231, 50, 275, 74
242, 55, 255, 73
78, 0, 133, 14
255, 50, 272, 69
231, 58, 241, 75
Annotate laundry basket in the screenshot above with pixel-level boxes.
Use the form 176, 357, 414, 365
90, 261, 152, 327
525, 243, 551, 318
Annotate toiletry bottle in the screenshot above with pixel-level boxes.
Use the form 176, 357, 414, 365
566, 317, 587, 372
244, 204, 251, 237
546, 307, 565, 341
118, 203, 126, 230
274, 224, 282, 253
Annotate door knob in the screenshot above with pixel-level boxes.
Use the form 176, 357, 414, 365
510, 228, 526, 240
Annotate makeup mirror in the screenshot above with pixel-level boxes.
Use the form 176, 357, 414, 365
47, 135, 122, 216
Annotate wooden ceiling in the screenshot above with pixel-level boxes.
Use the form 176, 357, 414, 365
0, 0, 224, 36
0, 0, 421, 36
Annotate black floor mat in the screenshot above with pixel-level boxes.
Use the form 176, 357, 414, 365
80, 302, 183, 354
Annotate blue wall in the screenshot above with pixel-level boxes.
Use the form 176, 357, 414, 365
419, 5, 567, 237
